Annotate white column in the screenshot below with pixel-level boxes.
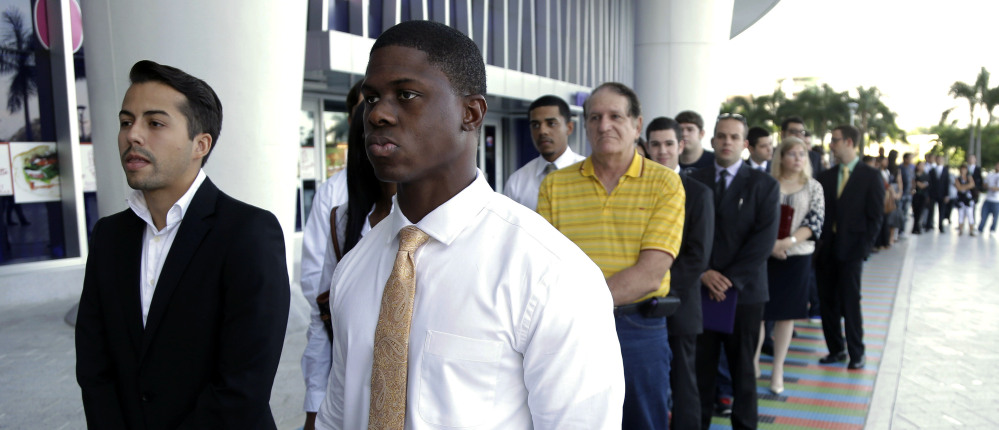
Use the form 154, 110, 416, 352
82, 1, 307, 256
634, 0, 734, 143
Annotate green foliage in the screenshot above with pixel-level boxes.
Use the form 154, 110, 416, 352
720, 83, 903, 152
930, 123, 999, 167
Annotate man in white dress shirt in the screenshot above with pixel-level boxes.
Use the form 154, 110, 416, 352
315, 20, 624, 429
503, 95, 585, 210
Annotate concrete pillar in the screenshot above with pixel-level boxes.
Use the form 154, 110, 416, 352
81, 1, 307, 260
634, 0, 734, 145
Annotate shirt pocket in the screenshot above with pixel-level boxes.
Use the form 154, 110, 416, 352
418, 330, 503, 427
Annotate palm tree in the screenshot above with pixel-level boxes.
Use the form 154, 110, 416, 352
0, 7, 37, 141
947, 68, 990, 159
852, 86, 904, 152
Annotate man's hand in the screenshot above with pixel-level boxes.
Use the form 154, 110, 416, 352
304, 412, 317, 430
701, 269, 732, 302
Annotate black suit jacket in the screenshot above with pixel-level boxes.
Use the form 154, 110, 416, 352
76, 179, 290, 430
816, 162, 885, 261
691, 164, 780, 305
667, 174, 714, 336
971, 165, 985, 199
809, 150, 824, 178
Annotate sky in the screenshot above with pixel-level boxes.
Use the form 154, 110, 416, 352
724, 0, 999, 132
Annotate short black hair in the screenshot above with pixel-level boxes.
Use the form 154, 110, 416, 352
371, 20, 486, 96
747, 126, 771, 148
528, 95, 571, 123
585, 82, 641, 119
675, 110, 704, 131
646, 117, 682, 141
129, 60, 222, 166
780, 116, 804, 131
834, 124, 861, 147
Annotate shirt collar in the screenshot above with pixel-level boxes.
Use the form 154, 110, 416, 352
842, 157, 860, 172
535, 147, 580, 177
127, 170, 207, 233
714, 159, 743, 179
386, 170, 491, 247
580, 150, 644, 178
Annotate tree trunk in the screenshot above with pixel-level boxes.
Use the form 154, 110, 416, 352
22, 88, 32, 141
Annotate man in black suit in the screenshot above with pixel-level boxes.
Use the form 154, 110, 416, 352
924, 152, 939, 231
781, 116, 823, 177
968, 154, 985, 203
647, 117, 715, 429
814, 125, 885, 370
746, 126, 773, 172
691, 113, 779, 430
935, 154, 952, 231
76, 60, 290, 429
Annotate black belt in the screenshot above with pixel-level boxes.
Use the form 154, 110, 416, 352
613, 296, 681, 318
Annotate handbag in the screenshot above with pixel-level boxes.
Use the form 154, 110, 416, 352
883, 183, 897, 214
316, 206, 343, 342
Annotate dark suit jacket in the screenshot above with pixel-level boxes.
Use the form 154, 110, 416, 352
928, 167, 940, 200
816, 162, 885, 262
691, 164, 780, 305
745, 158, 771, 173
76, 179, 290, 430
971, 164, 985, 199
667, 174, 714, 336
935, 167, 951, 201
809, 150, 824, 178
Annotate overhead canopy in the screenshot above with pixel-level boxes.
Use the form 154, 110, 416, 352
731, 0, 781, 38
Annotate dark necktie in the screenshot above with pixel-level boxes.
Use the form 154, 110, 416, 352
715, 170, 728, 206
543, 162, 557, 176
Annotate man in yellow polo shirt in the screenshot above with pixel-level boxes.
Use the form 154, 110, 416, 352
538, 82, 684, 430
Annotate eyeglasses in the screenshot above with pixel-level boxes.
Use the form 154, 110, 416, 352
830, 137, 843, 143
717, 113, 745, 121
786, 129, 806, 136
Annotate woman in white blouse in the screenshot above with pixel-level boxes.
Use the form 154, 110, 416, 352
756, 137, 825, 395
302, 104, 396, 430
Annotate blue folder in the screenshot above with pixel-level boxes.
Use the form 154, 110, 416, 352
701, 286, 738, 334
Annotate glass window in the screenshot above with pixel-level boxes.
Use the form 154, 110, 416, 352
0, 0, 65, 265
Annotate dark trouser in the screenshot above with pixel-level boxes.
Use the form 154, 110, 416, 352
668, 334, 699, 430
938, 198, 952, 228
911, 194, 926, 233
617, 314, 671, 430
923, 195, 935, 229
816, 243, 865, 360
696, 303, 765, 430
807, 267, 820, 317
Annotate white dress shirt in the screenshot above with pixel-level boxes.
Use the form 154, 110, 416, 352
714, 159, 743, 188
985, 171, 999, 202
316, 172, 624, 429
299, 168, 348, 412
747, 158, 768, 171
126, 169, 207, 327
301, 204, 373, 412
503, 148, 585, 210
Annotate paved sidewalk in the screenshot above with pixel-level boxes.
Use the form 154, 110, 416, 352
869, 228, 999, 429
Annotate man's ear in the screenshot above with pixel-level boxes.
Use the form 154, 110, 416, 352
461, 95, 487, 132
193, 133, 212, 161
566, 120, 575, 136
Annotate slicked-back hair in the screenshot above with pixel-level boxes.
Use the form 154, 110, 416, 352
747, 126, 771, 148
371, 20, 486, 97
528, 95, 571, 123
780, 116, 804, 132
675, 110, 704, 131
646, 117, 682, 141
834, 124, 860, 147
129, 60, 222, 166
585, 82, 641, 119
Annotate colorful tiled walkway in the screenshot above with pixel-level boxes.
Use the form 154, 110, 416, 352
709, 247, 906, 430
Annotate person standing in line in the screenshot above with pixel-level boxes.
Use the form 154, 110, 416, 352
814, 125, 885, 370
76, 60, 290, 429
677, 110, 715, 172
539, 82, 685, 430
953, 164, 977, 236
978, 161, 999, 234
503, 95, 585, 210
690, 113, 780, 430
911, 161, 931, 234
316, 21, 624, 429
899, 153, 915, 237
754, 137, 824, 395
646, 116, 715, 429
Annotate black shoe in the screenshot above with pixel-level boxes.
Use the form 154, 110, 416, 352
761, 343, 774, 356
819, 351, 847, 364
713, 397, 733, 417
848, 355, 866, 369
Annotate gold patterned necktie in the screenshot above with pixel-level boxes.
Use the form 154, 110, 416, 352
837, 164, 850, 198
368, 225, 430, 430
